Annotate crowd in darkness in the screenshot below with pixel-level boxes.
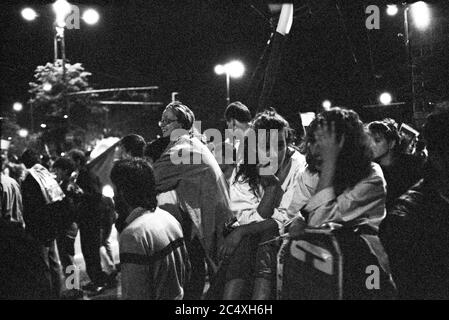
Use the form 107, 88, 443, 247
1, 99, 449, 300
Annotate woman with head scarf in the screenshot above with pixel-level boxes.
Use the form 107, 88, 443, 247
151, 101, 233, 299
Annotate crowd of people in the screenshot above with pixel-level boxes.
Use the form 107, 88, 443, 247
1, 99, 449, 300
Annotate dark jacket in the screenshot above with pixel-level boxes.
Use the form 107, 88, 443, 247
0, 219, 52, 299
76, 168, 116, 229
381, 153, 424, 211
22, 174, 63, 244
380, 171, 449, 299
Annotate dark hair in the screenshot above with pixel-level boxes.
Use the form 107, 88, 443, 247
110, 158, 158, 211
68, 149, 87, 167
367, 118, 401, 155
52, 157, 75, 173
423, 101, 449, 153
164, 101, 195, 131
121, 134, 146, 157
306, 107, 373, 196
224, 101, 252, 123
21, 149, 40, 168
234, 109, 291, 196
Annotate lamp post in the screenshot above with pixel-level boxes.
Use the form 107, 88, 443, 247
402, 5, 417, 122
53, 0, 72, 123
387, 2, 431, 123
214, 60, 245, 107
22, 1, 99, 129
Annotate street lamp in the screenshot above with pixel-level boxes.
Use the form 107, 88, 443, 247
43, 82, 53, 92
18, 129, 29, 138
13, 102, 23, 112
82, 9, 100, 25
214, 60, 245, 106
52, 0, 73, 123
322, 100, 332, 110
21, 8, 38, 21
379, 92, 393, 105
410, 1, 430, 30
22, 2, 100, 125
387, 2, 431, 123
386, 4, 398, 16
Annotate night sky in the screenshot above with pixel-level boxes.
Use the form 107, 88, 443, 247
1, 0, 448, 139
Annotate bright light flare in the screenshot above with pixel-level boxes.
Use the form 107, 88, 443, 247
226, 61, 245, 78
18, 129, 29, 138
43, 83, 52, 92
53, 0, 72, 28
386, 4, 398, 16
379, 92, 393, 105
13, 102, 23, 112
322, 100, 332, 110
21, 8, 38, 21
82, 9, 99, 25
411, 1, 431, 30
214, 64, 225, 75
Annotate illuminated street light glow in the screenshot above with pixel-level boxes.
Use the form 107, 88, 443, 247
411, 1, 430, 30
322, 100, 332, 110
40, 123, 47, 128
63, 115, 68, 119
21, 7, 38, 21
386, 4, 398, 16
215, 60, 245, 106
82, 9, 100, 25
379, 92, 393, 105
18, 129, 29, 138
53, 0, 72, 28
214, 64, 225, 75
215, 61, 245, 78
13, 102, 23, 112
226, 61, 245, 78
43, 82, 52, 92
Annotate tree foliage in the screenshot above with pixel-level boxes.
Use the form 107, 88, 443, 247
28, 60, 107, 153
28, 60, 97, 118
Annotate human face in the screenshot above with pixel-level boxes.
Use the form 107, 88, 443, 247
306, 138, 323, 172
257, 129, 287, 175
226, 118, 246, 137
159, 109, 182, 138
226, 119, 235, 130
369, 132, 391, 161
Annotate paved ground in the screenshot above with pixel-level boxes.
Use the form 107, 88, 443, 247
61, 226, 121, 300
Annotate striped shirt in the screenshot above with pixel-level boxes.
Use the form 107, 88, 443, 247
119, 207, 190, 300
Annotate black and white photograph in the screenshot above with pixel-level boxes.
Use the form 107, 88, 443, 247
1, 0, 449, 306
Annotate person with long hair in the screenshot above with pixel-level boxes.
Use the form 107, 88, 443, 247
287, 108, 396, 299
367, 119, 423, 211
214, 109, 307, 300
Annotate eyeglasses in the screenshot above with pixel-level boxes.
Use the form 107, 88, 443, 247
158, 118, 178, 127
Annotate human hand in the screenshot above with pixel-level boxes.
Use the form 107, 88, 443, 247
288, 217, 307, 239
314, 120, 345, 166
218, 227, 245, 260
